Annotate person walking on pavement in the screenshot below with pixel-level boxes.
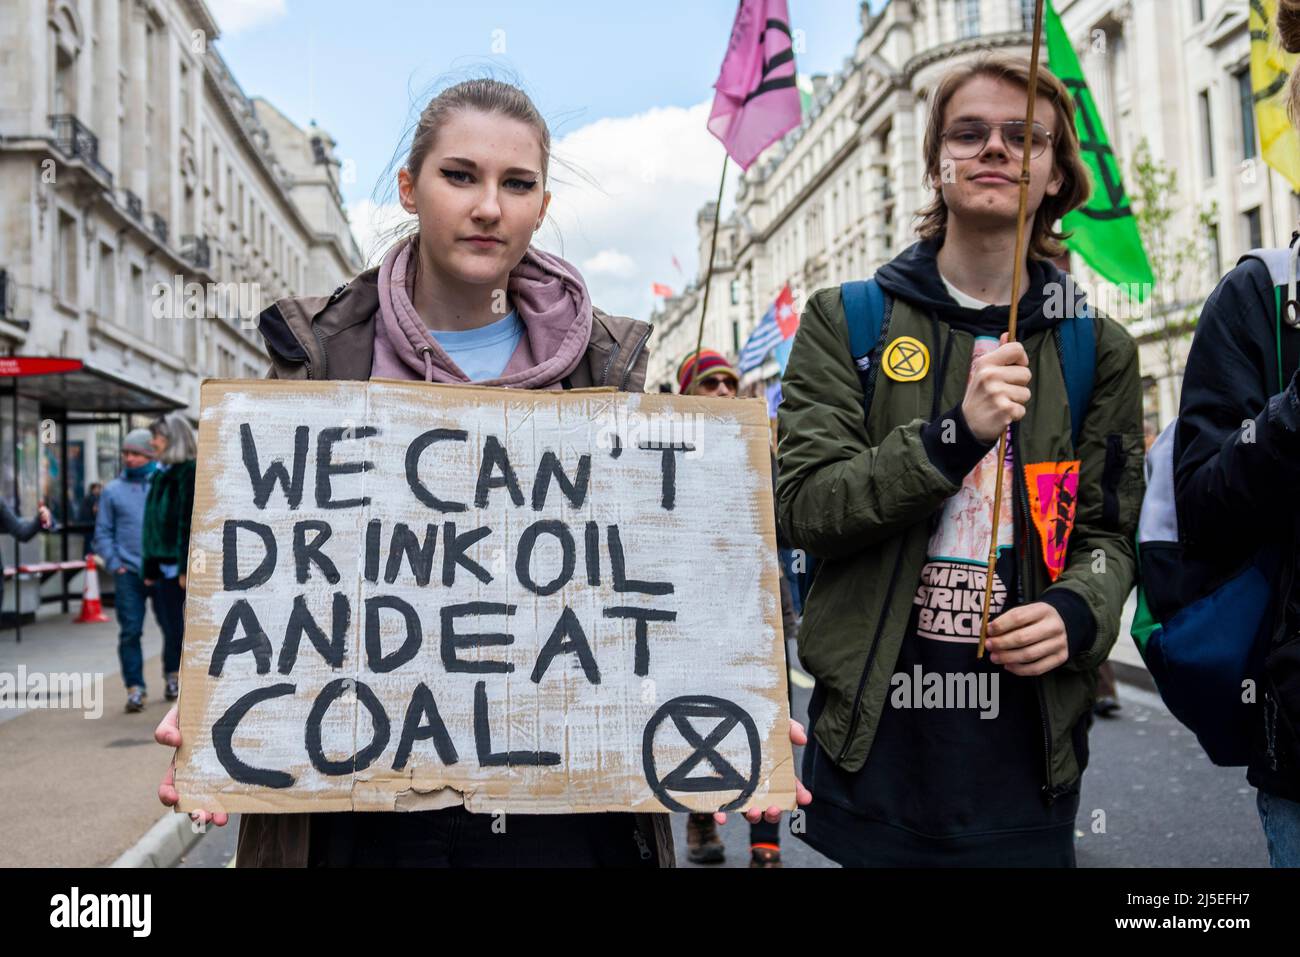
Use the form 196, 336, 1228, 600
678, 349, 800, 868
776, 55, 1144, 866
141, 413, 197, 707
1171, 0, 1300, 870
93, 429, 160, 713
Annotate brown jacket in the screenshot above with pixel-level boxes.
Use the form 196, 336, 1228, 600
235, 266, 673, 867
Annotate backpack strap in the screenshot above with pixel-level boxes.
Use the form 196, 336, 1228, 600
1056, 307, 1096, 447
1239, 246, 1300, 392
840, 278, 888, 420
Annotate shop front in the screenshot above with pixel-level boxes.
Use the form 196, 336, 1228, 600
0, 357, 185, 638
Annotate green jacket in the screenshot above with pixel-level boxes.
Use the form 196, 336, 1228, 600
141, 459, 196, 581
776, 282, 1145, 795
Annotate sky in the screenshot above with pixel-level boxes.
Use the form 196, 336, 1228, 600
206, 0, 887, 320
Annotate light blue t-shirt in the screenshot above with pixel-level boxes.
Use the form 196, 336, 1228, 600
428, 310, 524, 382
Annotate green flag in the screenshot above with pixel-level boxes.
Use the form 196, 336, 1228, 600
1046, 0, 1153, 300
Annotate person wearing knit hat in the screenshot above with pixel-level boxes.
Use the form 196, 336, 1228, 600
677, 349, 739, 396
94, 428, 161, 713
122, 428, 156, 459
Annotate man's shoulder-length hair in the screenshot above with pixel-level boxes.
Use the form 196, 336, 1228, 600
915, 53, 1091, 261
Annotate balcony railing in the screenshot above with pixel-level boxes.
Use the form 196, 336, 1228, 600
181, 235, 211, 270
121, 189, 142, 220
48, 114, 113, 187
150, 212, 169, 245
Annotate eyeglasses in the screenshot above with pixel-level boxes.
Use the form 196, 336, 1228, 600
697, 374, 737, 391
942, 120, 1053, 160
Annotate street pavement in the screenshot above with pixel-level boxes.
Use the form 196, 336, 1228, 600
0, 612, 175, 867
176, 663, 1271, 869
0, 604, 1272, 869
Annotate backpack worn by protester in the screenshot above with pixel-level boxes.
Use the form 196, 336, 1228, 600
790, 277, 1096, 608
1131, 244, 1300, 767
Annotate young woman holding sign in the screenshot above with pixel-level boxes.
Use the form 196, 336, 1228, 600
153, 77, 806, 867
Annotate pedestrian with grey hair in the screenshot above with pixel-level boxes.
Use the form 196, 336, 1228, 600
93, 428, 161, 712
141, 412, 198, 705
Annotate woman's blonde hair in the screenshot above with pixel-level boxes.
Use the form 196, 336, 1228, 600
915, 54, 1091, 260
1279, 0, 1300, 124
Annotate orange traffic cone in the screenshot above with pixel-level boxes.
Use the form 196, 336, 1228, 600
75, 555, 110, 624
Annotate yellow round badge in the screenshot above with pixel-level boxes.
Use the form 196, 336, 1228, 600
882, 336, 930, 382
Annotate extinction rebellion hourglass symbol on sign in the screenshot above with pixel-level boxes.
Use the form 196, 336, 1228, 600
642, 695, 762, 812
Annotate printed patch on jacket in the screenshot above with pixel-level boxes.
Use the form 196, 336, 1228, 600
881, 336, 930, 382
1023, 461, 1081, 581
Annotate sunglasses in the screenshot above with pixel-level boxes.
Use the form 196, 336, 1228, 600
942, 120, 1053, 160
697, 374, 737, 390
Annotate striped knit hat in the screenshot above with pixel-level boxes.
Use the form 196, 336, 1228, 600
677, 349, 739, 393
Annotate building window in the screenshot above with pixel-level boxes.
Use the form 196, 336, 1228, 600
1021, 0, 1036, 31
184, 306, 199, 364
1206, 223, 1221, 280
129, 264, 145, 336
958, 0, 981, 39
1199, 89, 1215, 179
96, 243, 115, 318
729, 279, 740, 306
179, 60, 193, 132
56, 211, 78, 305
1192, 0, 1205, 23
1244, 206, 1263, 253
1237, 69, 1258, 161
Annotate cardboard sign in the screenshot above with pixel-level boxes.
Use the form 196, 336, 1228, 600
174, 379, 796, 815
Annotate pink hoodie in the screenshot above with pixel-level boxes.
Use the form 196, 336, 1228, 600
370, 236, 593, 390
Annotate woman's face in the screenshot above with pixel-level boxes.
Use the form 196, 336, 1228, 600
150, 431, 168, 457
398, 109, 551, 289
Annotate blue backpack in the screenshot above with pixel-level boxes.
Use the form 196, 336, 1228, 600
1131, 246, 1300, 767
791, 278, 1096, 605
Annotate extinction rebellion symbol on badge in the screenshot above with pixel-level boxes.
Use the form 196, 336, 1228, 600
882, 336, 930, 382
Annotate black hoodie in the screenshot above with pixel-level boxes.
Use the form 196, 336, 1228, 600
876, 236, 1078, 337
1174, 252, 1300, 802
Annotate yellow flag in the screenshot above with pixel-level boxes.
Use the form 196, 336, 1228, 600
1252, 0, 1300, 191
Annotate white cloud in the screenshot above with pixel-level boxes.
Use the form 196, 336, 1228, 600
347, 199, 412, 268
580, 249, 638, 279
205, 0, 287, 35
538, 100, 727, 322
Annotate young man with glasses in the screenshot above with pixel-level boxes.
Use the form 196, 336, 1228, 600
776, 56, 1144, 865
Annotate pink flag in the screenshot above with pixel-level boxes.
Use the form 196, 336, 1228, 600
708, 0, 802, 170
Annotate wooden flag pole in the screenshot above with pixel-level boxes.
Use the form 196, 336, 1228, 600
688, 155, 729, 395
977, 0, 1047, 659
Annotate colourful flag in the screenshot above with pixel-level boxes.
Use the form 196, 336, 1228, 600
651, 283, 675, 298
1046, 0, 1154, 300
773, 283, 798, 338
708, 0, 803, 170
1251, 0, 1300, 192
738, 306, 783, 373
